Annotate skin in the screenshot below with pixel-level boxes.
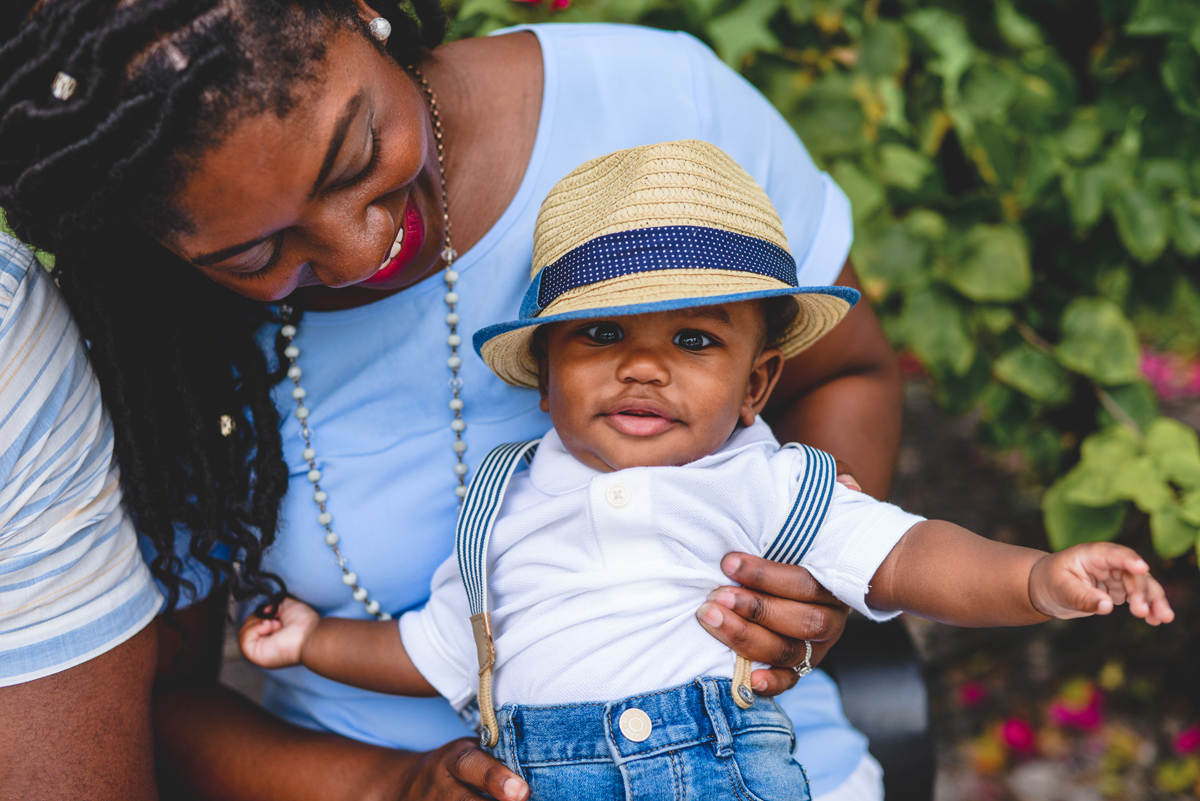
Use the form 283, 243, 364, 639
148, 2, 905, 799
0, 624, 157, 801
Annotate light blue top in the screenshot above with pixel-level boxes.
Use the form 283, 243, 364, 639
147, 22, 865, 795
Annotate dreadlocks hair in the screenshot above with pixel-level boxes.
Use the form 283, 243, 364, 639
0, 0, 448, 617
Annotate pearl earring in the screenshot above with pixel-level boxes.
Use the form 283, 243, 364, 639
368, 17, 391, 42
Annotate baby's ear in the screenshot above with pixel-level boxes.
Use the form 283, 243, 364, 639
743, 348, 784, 425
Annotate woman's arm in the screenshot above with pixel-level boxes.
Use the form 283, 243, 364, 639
154, 588, 526, 801
0, 624, 158, 801
699, 260, 904, 694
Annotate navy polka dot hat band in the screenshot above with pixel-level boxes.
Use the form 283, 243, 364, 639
475, 140, 860, 388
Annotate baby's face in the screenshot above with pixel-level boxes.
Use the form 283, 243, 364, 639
538, 302, 783, 472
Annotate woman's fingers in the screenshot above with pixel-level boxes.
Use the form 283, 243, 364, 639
696, 592, 844, 669
444, 739, 529, 801
722, 553, 842, 606
750, 666, 799, 697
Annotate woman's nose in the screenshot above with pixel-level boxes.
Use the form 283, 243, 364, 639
303, 198, 396, 287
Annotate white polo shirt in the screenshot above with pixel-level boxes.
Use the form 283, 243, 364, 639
400, 419, 924, 709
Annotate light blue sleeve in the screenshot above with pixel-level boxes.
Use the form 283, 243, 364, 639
678, 32, 853, 288
0, 233, 162, 686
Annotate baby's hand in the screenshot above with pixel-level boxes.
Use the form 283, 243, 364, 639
238, 597, 322, 669
1029, 542, 1174, 625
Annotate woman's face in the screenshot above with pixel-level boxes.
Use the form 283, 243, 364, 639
164, 24, 444, 303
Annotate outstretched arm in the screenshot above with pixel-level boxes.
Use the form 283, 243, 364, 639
866, 520, 1174, 627
239, 598, 437, 696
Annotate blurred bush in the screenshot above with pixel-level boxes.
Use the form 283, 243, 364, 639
446, 0, 1200, 563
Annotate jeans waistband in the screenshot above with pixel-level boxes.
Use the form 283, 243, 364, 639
492, 677, 795, 767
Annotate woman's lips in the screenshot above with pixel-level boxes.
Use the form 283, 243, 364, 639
363, 199, 425, 285
603, 400, 679, 437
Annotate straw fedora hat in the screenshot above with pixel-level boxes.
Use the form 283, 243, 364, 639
473, 140, 859, 388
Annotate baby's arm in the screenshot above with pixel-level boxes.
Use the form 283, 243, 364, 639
238, 598, 438, 696
866, 520, 1174, 626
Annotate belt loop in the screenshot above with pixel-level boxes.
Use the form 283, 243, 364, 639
699, 678, 734, 758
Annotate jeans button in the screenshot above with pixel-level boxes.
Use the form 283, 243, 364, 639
606, 483, 630, 507
618, 708, 652, 742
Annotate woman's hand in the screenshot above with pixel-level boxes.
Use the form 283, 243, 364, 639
697, 552, 849, 697
392, 739, 529, 801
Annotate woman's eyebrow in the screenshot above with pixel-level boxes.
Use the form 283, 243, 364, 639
189, 92, 367, 266
309, 91, 365, 199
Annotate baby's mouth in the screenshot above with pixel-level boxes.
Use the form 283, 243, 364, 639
603, 402, 679, 437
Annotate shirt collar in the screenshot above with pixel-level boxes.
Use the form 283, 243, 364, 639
528, 417, 779, 496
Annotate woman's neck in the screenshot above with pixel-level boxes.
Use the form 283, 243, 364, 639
290, 31, 544, 313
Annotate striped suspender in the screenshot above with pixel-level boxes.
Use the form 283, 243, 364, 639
455, 440, 540, 747
456, 440, 837, 741
731, 443, 838, 708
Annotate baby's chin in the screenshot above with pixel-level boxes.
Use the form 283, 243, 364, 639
568, 439, 720, 473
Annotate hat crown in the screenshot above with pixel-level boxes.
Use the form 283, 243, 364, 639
531, 140, 790, 276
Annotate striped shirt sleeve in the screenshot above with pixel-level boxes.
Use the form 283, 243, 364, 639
0, 233, 162, 686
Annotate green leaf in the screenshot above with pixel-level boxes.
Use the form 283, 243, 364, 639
1150, 505, 1200, 559
1146, 417, 1200, 488
996, 0, 1043, 50
1055, 298, 1142, 385
899, 286, 976, 376
905, 8, 975, 96
1126, 0, 1200, 36
1110, 187, 1169, 263
789, 81, 868, 158
993, 343, 1071, 405
1181, 489, 1200, 525
970, 119, 1019, 187
1080, 424, 1142, 463
1060, 110, 1105, 162
1162, 39, 1200, 120
876, 144, 932, 190
706, 0, 782, 65
1043, 479, 1127, 550
1096, 382, 1160, 431
830, 161, 884, 223
860, 21, 909, 78
961, 62, 1019, 120
1062, 163, 1111, 229
860, 223, 930, 292
949, 224, 1031, 302
1114, 456, 1174, 512
976, 305, 1015, 334
1142, 158, 1191, 195
1171, 196, 1200, 257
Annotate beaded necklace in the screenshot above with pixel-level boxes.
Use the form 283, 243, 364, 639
275, 70, 463, 620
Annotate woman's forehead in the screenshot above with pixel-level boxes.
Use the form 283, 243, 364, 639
167, 28, 373, 255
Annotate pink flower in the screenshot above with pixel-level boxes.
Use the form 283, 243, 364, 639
1049, 679, 1104, 730
551, 0, 571, 7
1174, 725, 1200, 755
958, 680, 988, 708
1000, 718, 1037, 755
1141, 347, 1200, 399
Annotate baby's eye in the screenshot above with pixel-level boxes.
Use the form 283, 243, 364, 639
674, 330, 713, 351
584, 323, 624, 344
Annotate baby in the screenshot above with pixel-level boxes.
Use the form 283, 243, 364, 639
241, 141, 1173, 801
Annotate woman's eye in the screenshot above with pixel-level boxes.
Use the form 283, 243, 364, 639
674, 330, 713, 351
584, 323, 623, 344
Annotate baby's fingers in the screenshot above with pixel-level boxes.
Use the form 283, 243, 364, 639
1126, 572, 1174, 625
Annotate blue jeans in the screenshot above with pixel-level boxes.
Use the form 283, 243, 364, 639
486, 677, 812, 801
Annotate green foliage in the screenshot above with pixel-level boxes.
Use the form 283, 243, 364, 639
448, 0, 1200, 564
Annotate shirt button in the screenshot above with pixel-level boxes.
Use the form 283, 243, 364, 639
618, 708, 652, 742
605, 483, 630, 507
